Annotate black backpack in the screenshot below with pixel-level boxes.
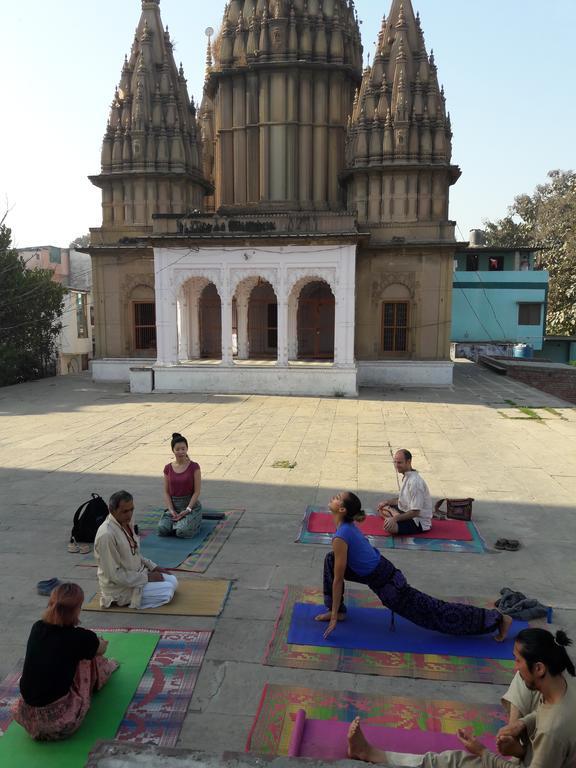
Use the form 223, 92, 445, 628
70, 494, 108, 544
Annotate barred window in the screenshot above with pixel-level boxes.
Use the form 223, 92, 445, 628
76, 293, 88, 339
382, 302, 409, 353
518, 303, 542, 326
134, 302, 156, 350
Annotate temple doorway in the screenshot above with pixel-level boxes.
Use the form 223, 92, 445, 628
297, 280, 335, 361
199, 283, 222, 358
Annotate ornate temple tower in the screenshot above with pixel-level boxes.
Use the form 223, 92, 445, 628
203, 0, 363, 211
88, 0, 209, 360
347, 0, 461, 375
87, 0, 461, 391
90, 0, 209, 244
345, 0, 459, 233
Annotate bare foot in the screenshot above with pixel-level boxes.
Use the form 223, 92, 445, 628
495, 614, 513, 642
347, 718, 388, 764
315, 611, 346, 622
348, 718, 372, 761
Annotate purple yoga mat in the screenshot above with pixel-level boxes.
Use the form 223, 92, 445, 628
288, 710, 498, 759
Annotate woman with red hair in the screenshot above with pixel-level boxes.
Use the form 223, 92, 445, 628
13, 583, 118, 741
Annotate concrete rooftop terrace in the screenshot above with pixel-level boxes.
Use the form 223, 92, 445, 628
0, 361, 575, 756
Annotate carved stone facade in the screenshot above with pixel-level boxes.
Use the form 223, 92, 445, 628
88, 0, 459, 393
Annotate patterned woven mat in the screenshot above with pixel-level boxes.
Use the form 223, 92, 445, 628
264, 586, 515, 684
246, 683, 506, 755
0, 628, 211, 747
296, 506, 489, 554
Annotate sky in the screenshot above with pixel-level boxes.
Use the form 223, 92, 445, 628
1, 0, 574, 248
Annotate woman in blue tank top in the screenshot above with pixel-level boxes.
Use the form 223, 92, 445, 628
316, 492, 512, 643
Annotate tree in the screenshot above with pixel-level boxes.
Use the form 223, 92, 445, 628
0, 222, 66, 387
69, 234, 91, 249
483, 170, 576, 336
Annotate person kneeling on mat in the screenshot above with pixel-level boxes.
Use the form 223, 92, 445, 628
95, 490, 178, 609
317, 492, 512, 642
158, 432, 203, 539
377, 449, 432, 536
346, 628, 576, 767
13, 583, 118, 741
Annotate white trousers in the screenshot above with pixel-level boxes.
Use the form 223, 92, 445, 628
140, 574, 178, 609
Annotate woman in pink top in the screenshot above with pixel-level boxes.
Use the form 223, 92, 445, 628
158, 433, 202, 539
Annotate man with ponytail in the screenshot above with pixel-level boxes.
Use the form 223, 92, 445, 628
346, 627, 576, 767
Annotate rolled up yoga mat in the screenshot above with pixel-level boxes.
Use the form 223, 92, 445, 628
286, 709, 498, 759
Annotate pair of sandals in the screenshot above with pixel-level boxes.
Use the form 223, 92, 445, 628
68, 539, 92, 555
495, 538, 521, 551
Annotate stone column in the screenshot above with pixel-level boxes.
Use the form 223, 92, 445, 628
177, 287, 189, 362
277, 298, 289, 365
154, 251, 179, 366
334, 248, 356, 368
220, 277, 234, 365
189, 288, 201, 360
259, 73, 270, 202
287, 291, 299, 361
236, 294, 250, 360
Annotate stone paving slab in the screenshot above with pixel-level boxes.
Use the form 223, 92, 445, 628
0, 361, 575, 756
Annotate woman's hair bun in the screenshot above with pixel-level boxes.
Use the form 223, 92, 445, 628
556, 630, 573, 648
172, 432, 183, 440
355, 509, 367, 523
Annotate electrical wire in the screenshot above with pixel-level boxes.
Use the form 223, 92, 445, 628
476, 270, 516, 340
455, 284, 497, 342
0, 247, 200, 315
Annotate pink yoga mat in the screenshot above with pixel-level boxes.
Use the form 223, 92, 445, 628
307, 512, 473, 541
288, 710, 498, 759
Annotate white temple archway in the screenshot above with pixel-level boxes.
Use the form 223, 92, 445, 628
232, 277, 279, 361
288, 277, 336, 362
176, 277, 222, 361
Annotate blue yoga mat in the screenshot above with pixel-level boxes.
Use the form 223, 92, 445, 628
139, 520, 218, 568
288, 603, 528, 660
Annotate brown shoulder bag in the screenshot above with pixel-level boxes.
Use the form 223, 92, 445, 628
434, 498, 474, 521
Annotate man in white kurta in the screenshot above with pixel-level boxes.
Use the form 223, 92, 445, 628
94, 491, 178, 609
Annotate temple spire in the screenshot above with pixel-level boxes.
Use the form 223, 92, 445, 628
345, 0, 461, 228
90, 0, 210, 236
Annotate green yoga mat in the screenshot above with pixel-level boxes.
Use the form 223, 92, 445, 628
0, 631, 159, 768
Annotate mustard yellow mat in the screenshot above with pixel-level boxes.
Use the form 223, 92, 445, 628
84, 578, 231, 617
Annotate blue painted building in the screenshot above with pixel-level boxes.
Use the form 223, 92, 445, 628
452, 242, 549, 355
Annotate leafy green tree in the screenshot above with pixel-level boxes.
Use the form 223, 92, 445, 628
0, 222, 66, 386
69, 234, 91, 249
483, 170, 576, 335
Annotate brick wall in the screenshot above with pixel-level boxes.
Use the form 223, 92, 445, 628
504, 365, 576, 404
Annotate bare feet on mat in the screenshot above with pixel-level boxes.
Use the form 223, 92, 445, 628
314, 611, 346, 622
495, 614, 513, 642
348, 718, 387, 764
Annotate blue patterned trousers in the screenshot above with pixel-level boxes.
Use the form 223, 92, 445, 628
322, 552, 501, 636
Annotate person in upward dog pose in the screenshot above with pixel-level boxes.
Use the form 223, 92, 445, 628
316, 491, 512, 642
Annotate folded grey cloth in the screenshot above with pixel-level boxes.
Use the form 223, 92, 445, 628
496, 587, 549, 621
